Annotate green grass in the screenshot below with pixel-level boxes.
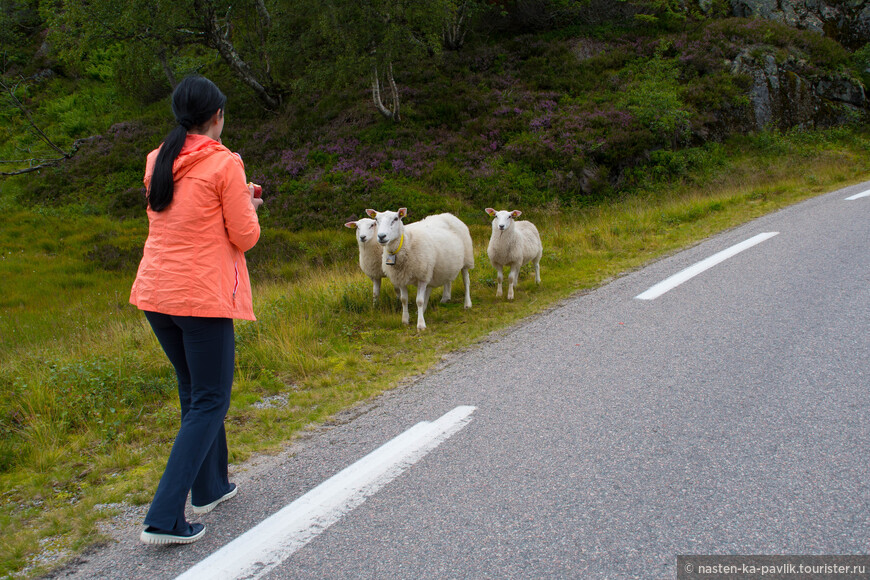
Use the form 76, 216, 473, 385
1, 129, 869, 577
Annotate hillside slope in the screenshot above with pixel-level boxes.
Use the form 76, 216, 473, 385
3, 16, 867, 236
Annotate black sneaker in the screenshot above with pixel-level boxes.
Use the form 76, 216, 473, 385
140, 523, 206, 545
192, 483, 238, 515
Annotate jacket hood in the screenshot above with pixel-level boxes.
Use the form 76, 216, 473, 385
172, 134, 230, 179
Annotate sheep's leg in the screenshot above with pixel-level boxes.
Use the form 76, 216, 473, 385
416, 282, 429, 330
534, 258, 541, 284
441, 281, 452, 303
372, 277, 381, 302
462, 268, 472, 309
507, 265, 520, 300
399, 286, 410, 325
495, 268, 503, 298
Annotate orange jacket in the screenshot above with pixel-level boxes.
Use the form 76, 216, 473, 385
130, 134, 260, 320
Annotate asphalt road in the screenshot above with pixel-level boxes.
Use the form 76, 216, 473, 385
51, 182, 869, 579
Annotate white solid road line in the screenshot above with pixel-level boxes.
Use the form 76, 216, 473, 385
175, 405, 477, 580
635, 232, 780, 300
845, 189, 870, 200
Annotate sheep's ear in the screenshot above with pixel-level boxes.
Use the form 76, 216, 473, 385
398, 208, 407, 218
365, 209, 377, 218
485, 208, 496, 216
344, 221, 357, 229
511, 210, 522, 218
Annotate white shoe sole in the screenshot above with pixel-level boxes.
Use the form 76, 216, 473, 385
192, 484, 238, 515
140, 525, 206, 545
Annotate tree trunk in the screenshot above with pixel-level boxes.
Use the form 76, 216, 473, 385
255, 0, 273, 75
372, 62, 400, 121
195, 0, 281, 110
443, 2, 469, 51
157, 49, 177, 89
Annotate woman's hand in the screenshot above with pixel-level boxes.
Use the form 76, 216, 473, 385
248, 183, 264, 210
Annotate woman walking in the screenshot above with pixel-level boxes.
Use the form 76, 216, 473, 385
130, 76, 263, 545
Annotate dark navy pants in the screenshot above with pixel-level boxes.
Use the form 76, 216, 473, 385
143, 311, 235, 532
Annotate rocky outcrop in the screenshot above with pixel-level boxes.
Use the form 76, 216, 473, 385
729, 0, 870, 48
729, 49, 866, 130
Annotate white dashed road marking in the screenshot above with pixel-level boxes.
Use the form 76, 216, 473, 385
845, 190, 870, 200
635, 232, 779, 300
175, 405, 477, 580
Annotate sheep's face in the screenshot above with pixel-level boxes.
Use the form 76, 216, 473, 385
371, 208, 407, 246
345, 218, 378, 244
487, 209, 521, 232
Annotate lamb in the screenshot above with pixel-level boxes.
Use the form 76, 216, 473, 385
485, 208, 542, 300
344, 217, 387, 301
366, 208, 474, 330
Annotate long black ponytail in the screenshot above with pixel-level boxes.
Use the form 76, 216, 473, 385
147, 76, 227, 212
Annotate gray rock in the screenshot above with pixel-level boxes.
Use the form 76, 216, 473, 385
816, 76, 866, 106
730, 0, 870, 47
730, 48, 866, 130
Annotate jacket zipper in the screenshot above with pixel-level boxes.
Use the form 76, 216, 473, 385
233, 261, 239, 301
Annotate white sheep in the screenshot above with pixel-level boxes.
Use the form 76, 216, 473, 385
366, 208, 474, 330
485, 208, 542, 300
344, 217, 387, 301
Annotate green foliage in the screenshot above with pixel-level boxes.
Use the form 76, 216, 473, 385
851, 43, 870, 87
617, 52, 692, 147
627, 0, 687, 31
39, 0, 282, 108
516, 37, 587, 93
497, 0, 595, 32
0, 0, 43, 72
4, 9, 866, 228
246, 228, 357, 281
700, 18, 853, 72
11, 358, 172, 441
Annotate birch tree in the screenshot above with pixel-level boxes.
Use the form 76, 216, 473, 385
314, 0, 449, 121
41, 0, 283, 109
442, 0, 485, 51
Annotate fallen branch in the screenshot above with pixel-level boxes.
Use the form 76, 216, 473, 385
0, 75, 96, 177
0, 137, 96, 176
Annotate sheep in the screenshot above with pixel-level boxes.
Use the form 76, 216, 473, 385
412, 212, 476, 302
485, 208, 542, 300
344, 217, 387, 302
366, 208, 474, 330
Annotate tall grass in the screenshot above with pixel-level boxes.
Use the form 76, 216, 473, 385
1, 128, 869, 577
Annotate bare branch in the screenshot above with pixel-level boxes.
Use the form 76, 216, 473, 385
256, 0, 272, 29
0, 137, 96, 177
194, 0, 281, 109
0, 75, 98, 177
0, 157, 62, 164
1, 78, 67, 157
1, 162, 60, 176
